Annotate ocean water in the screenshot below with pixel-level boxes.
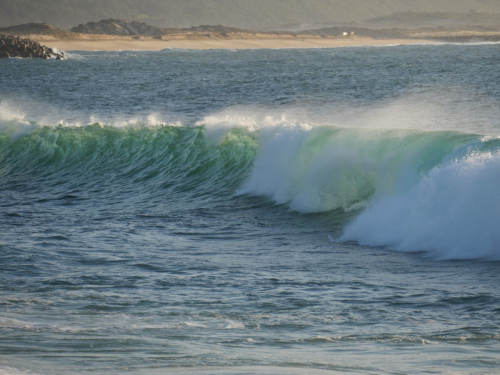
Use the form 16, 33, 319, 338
1, 45, 500, 374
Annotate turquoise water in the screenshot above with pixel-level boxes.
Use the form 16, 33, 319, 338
1, 45, 500, 374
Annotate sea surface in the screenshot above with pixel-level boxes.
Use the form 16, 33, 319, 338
1, 44, 500, 375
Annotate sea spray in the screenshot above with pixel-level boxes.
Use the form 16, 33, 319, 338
2, 47, 500, 375
234, 124, 500, 259
1, 115, 499, 259
340, 150, 500, 260
238, 126, 479, 212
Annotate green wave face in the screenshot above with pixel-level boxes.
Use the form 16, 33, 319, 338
0, 122, 496, 207
238, 126, 490, 212
2, 121, 499, 259
0, 124, 258, 200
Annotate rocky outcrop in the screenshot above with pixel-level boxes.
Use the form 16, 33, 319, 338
0, 35, 65, 59
71, 19, 165, 36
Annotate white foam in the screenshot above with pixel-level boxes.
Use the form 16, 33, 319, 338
231, 116, 500, 259
182, 322, 208, 328
238, 127, 428, 213
0, 102, 35, 140
0, 100, 183, 138
225, 320, 245, 329
196, 107, 312, 144
341, 151, 500, 260
0, 366, 42, 375
0, 316, 33, 329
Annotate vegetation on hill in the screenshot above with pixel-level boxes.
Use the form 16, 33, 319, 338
71, 19, 166, 36
2, 0, 500, 30
368, 10, 500, 26
0, 23, 67, 35
69, 19, 248, 36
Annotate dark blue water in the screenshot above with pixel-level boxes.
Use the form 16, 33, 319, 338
1, 45, 500, 374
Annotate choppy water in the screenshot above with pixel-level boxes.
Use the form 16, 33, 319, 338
1, 45, 500, 374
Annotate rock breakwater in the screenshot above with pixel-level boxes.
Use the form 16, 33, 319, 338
0, 35, 65, 59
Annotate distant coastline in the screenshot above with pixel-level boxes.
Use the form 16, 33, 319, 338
1, 20, 499, 52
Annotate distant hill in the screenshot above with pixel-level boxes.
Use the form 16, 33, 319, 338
367, 10, 500, 27
71, 19, 166, 36
0, 22, 73, 37
3, 21, 500, 45
70, 19, 247, 36
2, 0, 500, 30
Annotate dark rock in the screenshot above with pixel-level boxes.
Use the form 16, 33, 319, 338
0, 35, 65, 59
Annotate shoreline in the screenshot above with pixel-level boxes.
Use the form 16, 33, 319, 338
25, 36, 437, 51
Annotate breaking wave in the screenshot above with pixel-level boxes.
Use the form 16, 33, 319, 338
1, 109, 499, 260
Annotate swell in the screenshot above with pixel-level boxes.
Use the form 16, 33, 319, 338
1, 118, 499, 260
0, 123, 257, 200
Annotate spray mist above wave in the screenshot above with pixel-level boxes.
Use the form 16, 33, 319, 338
0, 103, 36, 141
236, 126, 481, 212
226, 123, 497, 259
2, 103, 500, 260
0, 119, 259, 203
197, 109, 500, 260
0, 100, 185, 138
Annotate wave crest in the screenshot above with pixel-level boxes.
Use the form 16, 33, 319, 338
340, 150, 500, 260
1, 109, 499, 260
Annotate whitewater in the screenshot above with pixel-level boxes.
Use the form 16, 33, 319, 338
1, 45, 499, 374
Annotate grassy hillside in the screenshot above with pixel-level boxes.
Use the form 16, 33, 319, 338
2, 0, 500, 29
368, 10, 500, 26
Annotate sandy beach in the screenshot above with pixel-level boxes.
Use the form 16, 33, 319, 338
27, 36, 436, 51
